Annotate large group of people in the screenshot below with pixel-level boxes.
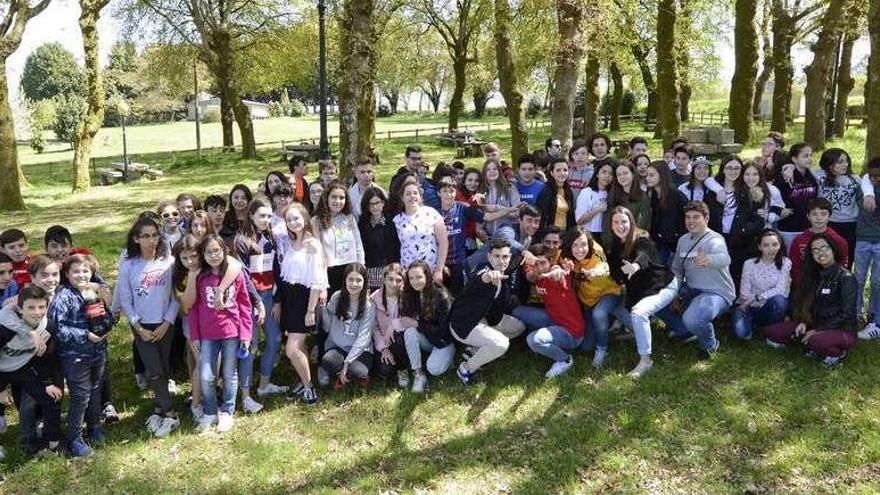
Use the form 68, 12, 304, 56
0, 131, 878, 460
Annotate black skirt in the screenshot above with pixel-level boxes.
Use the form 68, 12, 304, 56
280, 282, 313, 334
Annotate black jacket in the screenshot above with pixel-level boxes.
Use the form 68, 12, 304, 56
707, 188, 764, 254
449, 263, 516, 338
808, 263, 858, 332
608, 236, 674, 309
648, 186, 686, 252
358, 215, 400, 269
402, 287, 453, 348
536, 184, 576, 231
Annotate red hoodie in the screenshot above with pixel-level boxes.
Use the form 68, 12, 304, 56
790, 227, 849, 282
525, 265, 585, 338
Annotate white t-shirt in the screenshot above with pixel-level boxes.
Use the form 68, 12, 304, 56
574, 187, 608, 233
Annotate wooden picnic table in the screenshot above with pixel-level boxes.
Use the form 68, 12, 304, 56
456, 140, 487, 159
279, 143, 322, 163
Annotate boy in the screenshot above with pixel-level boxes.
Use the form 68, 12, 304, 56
514, 154, 545, 207
857, 158, 880, 340
449, 239, 525, 385
523, 245, 584, 378
204, 195, 228, 234
628, 136, 649, 160
288, 155, 310, 204
44, 225, 95, 262
790, 198, 849, 281
452, 161, 466, 186
176, 193, 201, 228
318, 159, 338, 187
348, 157, 385, 219
0, 253, 17, 306
670, 146, 692, 187
0, 229, 30, 287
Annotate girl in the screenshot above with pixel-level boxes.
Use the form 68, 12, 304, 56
185, 210, 214, 241
50, 254, 114, 456
775, 143, 818, 250
399, 261, 455, 393
645, 161, 685, 265
115, 216, 181, 438
536, 160, 576, 231
576, 161, 615, 241
275, 203, 328, 404
318, 263, 375, 389
742, 162, 784, 228
607, 207, 677, 378
264, 170, 291, 196
188, 234, 253, 432
221, 184, 253, 244
393, 182, 449, 283
633, 153, 651, 190
608, 161, 650, 240
567, 141, 593, 197
707, 155, 764, 288
563, 229, 628, 368
235, 198, 286, 412
157, 201, 183, 249
456, 167, 484, 256
270, 184, 293, 258
731, 229, 791, 340
678, 156, 712, 202
480, 160, 522, 242
755, 132, 786, 182
171, 236, 205, 420
371, 264, 410, 387
764, 233, 857, 366
312, 182, 365, 296
358, 187, 400, 292
385, 173, 418, 218
308, 182, 324, 213
815, 148, 860, 266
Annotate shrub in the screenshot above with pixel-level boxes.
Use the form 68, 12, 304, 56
526, 97, 543, 118
27, 99, 55, 153
289, 99, 306, 117
201, 107, 221, 123
377, 104, 392, 117
268, 101, 284, 118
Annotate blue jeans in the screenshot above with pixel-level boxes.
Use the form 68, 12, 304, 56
730, 295, 788, 340
527, 326, 583, 362
854, 240, 880, 320
200, 338, 239, 416
239, 289, 282, 389
628, 278, 680, 356
581, 294, 631, 352
511, 305, 554, 332
61, 353, 106, 442
658, 285, 730, 351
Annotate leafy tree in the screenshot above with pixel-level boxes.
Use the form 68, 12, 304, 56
867, 0, 880, 160
20, 42, 82, 101
54, 93, 87, 145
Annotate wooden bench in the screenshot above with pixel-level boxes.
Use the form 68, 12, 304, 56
456, 140, 487, 159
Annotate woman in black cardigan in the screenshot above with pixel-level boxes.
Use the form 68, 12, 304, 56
358, 187, 400, 291
537, 160, 576, 231
607, 206, 677, 378
644, 160, 685, 266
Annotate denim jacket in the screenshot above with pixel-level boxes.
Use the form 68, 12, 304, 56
49, 284, 112, 359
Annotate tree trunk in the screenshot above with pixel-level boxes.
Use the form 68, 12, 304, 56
583, 52, 601, 138
0, 64, 25, 210
473, 89, 489, 117
729, 0, 760, 144
211, 33, 256, 160
632, 45, 657, 122
219, 82, 235, 150
609, 62, 623, 131
384, 90, 399, 113
494, 0, 529, 161
753, 0, 773, 117
424, 85, 442, 112
770, 1, 794, 132
656, 0, 680, 148
550, 0, 585, 147
448, 53, 467, 131
833, 32, 855, 138
71, 0, 110, 193
867, 0, 880, 160
677, 0, 692, 122
803, 0, 849, 150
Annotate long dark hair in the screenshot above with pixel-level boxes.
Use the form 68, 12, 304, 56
197, 234, 230, 282
172, 234, 201, 292
401, 260, 448, 322
647, 160, 674, 209
125, 216, 168, 259
264, 171, 289, 195
335, 262, 368, 320
235, 197, 277, 256
586, 161, 615, 191
314, 181, 352, 230
359, 187, 388, 225
753, 228, 786, 270
742, 161, 772, 211
561, 227, 596, 261
819, 148, 854, 178
791, 232, 841, 323
610, 160, 643, 205
222, 184, 253, 234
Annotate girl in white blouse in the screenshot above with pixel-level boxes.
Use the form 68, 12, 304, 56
311, 182, 365, 296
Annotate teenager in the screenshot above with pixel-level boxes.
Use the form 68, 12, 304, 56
457, 167, 484, 256
221, 184, 253, 245
814, 148, 860, 266
188, 234, 253, 432
358, 187, 400, 291
311, 182, 365, 296
318, 160, 339, 187
263, 171, 291, 197
775, 143, 819, 249
678, 156, 712, 202
204, 195, 228, 236
115, 216, 181, 437
399, 261, 455, 392
0, 228, 31, 288
589, 132, 617, 171
764, 233, 857, 366
176, 193, 201, 230
607, 207, 677, 378
393, 182, 449, 283
171, 235, 205, 421
575, 161, 615, 241
670, 146, 692, 187
515, 154, 545, 207
730, 229, 791, 340
633, 153, 651, 191
645, 161, 685, 265
790, 198, 849, 281
628, 137, 649, 160
438, 178, 498, 296
349, 157, 385, 219
275, 203, 327, 405
567, 142, 593, 198
755, 131, 787, 182
371, 264, 410, 387
742, 162, 785, 228
608, 161, 650, 242
537, 160, 576, 231
855, 157, 880, 339
481, 160, 522, 242
318, 263, 375, 389
308, 182, 324, 213
287, 155, 310, 205
0, 254, 15, 306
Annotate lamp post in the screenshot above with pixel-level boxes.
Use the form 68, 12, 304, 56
317, 0, 329, 159
117, 99, 131, 182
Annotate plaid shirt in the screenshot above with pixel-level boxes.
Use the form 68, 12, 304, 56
48, 284, 109, 359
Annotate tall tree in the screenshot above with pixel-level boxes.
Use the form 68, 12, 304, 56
71, 0, 111, 192
803, 0, 850, 149
867, 0, 880, 160
419, 0, 484, 131
20, 42, 82, 101
752, 0, 773, 116
1, 0, 50, 211
729, 0, 760, 144
493, 0, 528, 160
676, 0, 692, 122
770, 0, 823, 132
656, 0, 680, 148
550, 0, 586, 147
833, 30, 856, 138
583, 51, 601, 137
631, 44, 657, 122
609, 61, 624, 131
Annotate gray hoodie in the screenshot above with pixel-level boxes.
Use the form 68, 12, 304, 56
671, 228, 737, 306
322, 291, 375, 364
0, 303, 50, 373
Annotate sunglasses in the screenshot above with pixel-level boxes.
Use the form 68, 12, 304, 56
162, 211, 180, 218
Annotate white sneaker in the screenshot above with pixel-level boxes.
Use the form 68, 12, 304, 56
411, 373, 427, 394
145, 414, 163, 433
196, 414, 216, 433
628, 357, 654, 378
217, 412, 234, 432
154, 416, 180, 438
242, 396, 264, 414
396, 370, 410, 388
591, 348, 607, 369
765, 338, 786, 349
858, 322, 880, 340
102, 403, 120, 423
135, 373, 148, 391
190, 403, 205, 421
167, 379, 177, 396
257, 383, 289, 397
545, 356, 574, 378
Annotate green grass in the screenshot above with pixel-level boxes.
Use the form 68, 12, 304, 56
2, 120, 880, 493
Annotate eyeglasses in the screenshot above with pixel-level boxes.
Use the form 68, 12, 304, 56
810, 245, 832, 254
162, 211, 180, 218
368, 200, 385, 207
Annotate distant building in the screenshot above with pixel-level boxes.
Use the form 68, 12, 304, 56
186, 96, 270, 121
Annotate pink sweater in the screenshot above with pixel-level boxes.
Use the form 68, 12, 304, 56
188, 271, 253, 342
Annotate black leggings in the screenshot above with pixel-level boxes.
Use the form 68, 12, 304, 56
320, 348, 374, 380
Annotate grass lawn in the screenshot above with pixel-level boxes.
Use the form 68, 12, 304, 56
2, 121, 879, 493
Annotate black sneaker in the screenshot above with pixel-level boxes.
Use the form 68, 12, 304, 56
287, 383, 305, 400
300, 387, 319, 405
696, 343, 720, 361
671, 333, 698, 344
